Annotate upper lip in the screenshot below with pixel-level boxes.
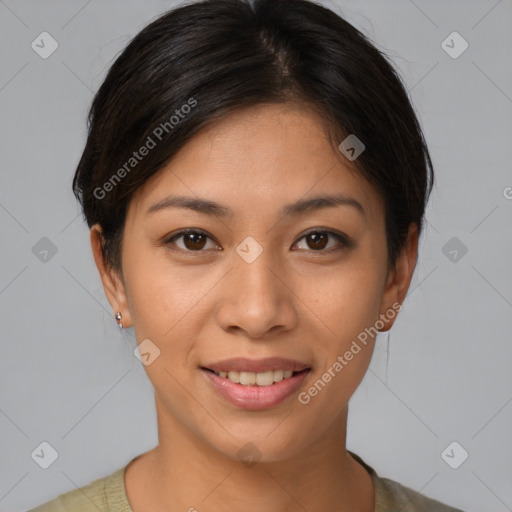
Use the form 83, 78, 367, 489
202, 357, 310, 373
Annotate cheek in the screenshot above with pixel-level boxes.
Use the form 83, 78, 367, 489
299, 258, 384, 341
123, 247, 218, 346
294, 255, 384, 403
294, 266, 382, 414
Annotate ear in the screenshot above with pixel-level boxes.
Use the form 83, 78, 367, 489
378, 223, 419, 332
90, 224, 133, 328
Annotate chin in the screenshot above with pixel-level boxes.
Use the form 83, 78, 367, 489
196, 417, 316, 465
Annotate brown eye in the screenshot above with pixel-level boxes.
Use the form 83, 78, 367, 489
165, 230, 218, 251
306, 232, 328, 250
183, 232, 207, 250
294, 230, 350, 252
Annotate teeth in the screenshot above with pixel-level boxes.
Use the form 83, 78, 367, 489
239, 371, 256, 385
214, 369, 298, 386
227, 371, 239, 383
256, 371, 274, 386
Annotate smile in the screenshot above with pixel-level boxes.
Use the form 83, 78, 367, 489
201, 358, 311, 410
211, 369, 297, 386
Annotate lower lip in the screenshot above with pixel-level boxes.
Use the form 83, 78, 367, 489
201, 369, 310, 411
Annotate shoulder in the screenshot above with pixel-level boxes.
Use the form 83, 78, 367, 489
349, 451, 465, 512
27, 465, 131, 512
374, 475, 465, 512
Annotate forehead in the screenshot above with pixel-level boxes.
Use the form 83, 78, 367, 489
128, 103, 384, 227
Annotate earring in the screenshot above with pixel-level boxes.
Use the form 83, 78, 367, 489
115, 312, 123, 329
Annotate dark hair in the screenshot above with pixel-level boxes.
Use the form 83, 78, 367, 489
73, 0, 433, 272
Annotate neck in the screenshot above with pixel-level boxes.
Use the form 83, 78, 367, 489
125, 397, 374, 512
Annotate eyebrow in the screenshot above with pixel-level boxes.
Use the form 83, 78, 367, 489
146, 193, 366, 220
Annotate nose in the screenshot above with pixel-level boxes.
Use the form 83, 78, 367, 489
215, 245, 298, 339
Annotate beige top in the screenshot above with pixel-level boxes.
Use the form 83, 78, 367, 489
28, 452, 464, 511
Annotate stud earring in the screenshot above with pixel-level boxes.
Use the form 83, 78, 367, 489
115, 312, 123, 328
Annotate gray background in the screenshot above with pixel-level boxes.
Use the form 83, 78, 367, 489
1, 0, 511, 511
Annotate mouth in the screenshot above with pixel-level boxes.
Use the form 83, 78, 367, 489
202, 368, 308, 386
200, 357, 311, 410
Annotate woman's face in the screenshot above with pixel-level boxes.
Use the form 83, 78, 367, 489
93, 103, 416, 462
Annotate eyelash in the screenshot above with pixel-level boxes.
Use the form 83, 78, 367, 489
163, 228, 351, 254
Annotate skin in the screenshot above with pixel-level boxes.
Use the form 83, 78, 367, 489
91, 103, 418, 512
